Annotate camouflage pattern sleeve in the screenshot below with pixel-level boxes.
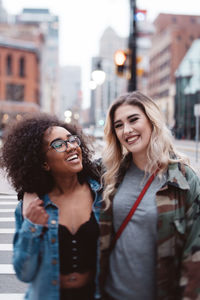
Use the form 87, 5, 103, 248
179, 166, 200, 299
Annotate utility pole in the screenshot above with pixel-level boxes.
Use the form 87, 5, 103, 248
128, 0, 137, 92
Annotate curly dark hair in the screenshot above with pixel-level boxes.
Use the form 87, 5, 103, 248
0, 113, 100, 196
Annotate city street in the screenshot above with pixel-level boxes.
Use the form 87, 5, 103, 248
0, 171, 26, 299
0, 139, 199, 298
94, 138, 200, 176
173, 139, 200, 176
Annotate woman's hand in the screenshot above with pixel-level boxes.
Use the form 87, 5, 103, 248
23, 193, 49, 225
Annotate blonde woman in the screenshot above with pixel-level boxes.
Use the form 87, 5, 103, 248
99, 91, 200, 300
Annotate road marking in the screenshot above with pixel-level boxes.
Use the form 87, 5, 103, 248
0, 228, 15, 233
0, 294, 24, 300
0, 264, 15, 274
0, 196, 17, 200
0, 244, 13, 251
0, 194, 17, 197
0, 202, 17, 205
0, 208, 15, 212
0, 217, 15, 222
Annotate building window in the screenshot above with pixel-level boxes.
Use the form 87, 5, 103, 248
6, 83, 24, 101
159, 90, 169, 98
172, 17, 177, 23
19, 57, 25, 77
177, 35, 182, 41
35, 88, 39, 104
185, 43, 189, 50
6, 55, 12, 75
190, 35, 194, 41
190, 17, 196, 24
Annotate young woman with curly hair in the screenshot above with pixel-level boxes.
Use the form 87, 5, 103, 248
1, 113, 102, 300
99, 91, 200, 300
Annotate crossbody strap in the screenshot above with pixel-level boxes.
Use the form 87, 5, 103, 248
111, 171, 157, 249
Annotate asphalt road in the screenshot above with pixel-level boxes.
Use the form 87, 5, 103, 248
0, 193, 26, 299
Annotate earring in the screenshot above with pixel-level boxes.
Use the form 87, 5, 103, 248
43, 162, 50, 171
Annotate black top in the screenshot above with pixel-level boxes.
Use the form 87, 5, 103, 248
58, 211, 99, 275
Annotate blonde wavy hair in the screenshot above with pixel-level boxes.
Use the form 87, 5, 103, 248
102, 91, 188, 209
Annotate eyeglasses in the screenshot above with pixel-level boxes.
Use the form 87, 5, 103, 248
49, 135, 81, 152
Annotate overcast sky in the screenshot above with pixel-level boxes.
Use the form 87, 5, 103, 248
3, 0, 200, 66
2, 0, 200, 107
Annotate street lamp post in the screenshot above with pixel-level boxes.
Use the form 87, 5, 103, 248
90, 59, 106, 130
128, 0, 137, 92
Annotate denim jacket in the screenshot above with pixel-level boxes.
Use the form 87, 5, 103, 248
13, 178, 102, 300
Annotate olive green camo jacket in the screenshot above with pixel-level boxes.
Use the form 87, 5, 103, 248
99, 160, 200, 299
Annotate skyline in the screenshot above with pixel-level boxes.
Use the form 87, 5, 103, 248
2, 0, 200, 107
2, 0, 200, 66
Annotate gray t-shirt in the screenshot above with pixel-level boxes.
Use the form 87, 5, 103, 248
105, 162, 166, 300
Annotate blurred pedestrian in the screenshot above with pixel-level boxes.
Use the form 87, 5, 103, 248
0, 113, 102, 300
99, 91, 200, 299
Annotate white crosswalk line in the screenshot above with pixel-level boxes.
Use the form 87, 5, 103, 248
0, 294, 24, 300
0, 217, 15, 222
0, 193, 26, 296
0, 194, 17, 198
0, 244, 13, 251
0, 264, 15, 274
0, 197, 17, 201
0, 201, 17, 205
0, 228, 15, 233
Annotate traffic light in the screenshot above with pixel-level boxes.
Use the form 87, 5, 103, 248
114, 50, 127, 77
114, 50, 144, 79
136, 56, 144, 77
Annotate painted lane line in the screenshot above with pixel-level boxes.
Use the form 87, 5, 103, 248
0, 244, 13, 251
0, 208, 15, 212
0, 228, 15, 233
0, 193, 17, 199
0, 294, 24, 300
0, 202, 17, 205
0, 264, 15, 274
0, 217, 15, 222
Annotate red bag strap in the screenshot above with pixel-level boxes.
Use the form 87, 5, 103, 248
111, 171, 157, 249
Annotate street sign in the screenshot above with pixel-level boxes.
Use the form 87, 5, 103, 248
194, 104, 200, 116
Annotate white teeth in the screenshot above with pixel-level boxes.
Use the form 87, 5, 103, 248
127, 136, 138, 142
66, 154, 78, 161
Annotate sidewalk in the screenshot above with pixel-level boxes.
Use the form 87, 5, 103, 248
174, 138, 200, 153
173, 139, 200, 176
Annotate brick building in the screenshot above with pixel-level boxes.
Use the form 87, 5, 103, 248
148, 14, 200, 127
174, 39, 200, 139
0, 40, 40, 130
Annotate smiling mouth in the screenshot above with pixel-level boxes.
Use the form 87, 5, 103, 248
126, 136, 139, 143
66, 154, 78, 161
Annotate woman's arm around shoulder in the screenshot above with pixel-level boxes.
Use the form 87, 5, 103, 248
13, 192, 48, 282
